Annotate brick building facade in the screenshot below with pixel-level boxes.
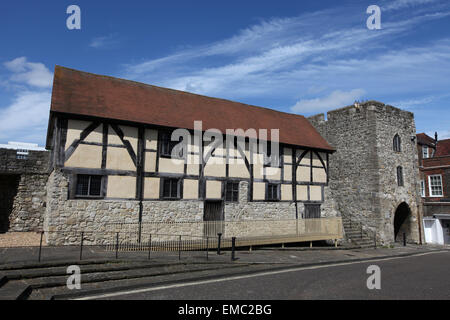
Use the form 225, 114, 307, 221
418, 133, 450, 244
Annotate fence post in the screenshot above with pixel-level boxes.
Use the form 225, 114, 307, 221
38, 231, 43, 262
206, 237, 209, 260
231, 237, 236, 261
115, 232, 119, 259
178, 235, 182, 261
403, 232, 406, 246
148, 234, 152, 260
217, 233, 222, 255
374, 233, 377, 249
79, 232, 84, 261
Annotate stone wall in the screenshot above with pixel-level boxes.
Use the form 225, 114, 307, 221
45, 170, 339, 245
0, 148, 49, 232
308, 101, 423, 244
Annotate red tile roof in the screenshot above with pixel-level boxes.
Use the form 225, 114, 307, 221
48, 66, 334, 151
416, 133, 436, 147
436, 138, 450, 157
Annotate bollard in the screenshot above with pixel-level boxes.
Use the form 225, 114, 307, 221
148, 234, 152, 260
374, 233, 377, 249
38, 231, 43, 262
231, 237, 236, 261
217, 233, 222, 255
206, 237, 209, 260
178, 235, 182, 261
403, 232, 406, 246
115, 232, 119, 259
79, 232, 84, 261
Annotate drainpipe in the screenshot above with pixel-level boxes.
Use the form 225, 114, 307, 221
417, 204, 423, 245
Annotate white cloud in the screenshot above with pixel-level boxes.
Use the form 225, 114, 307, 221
4, 57, 53, 88
0, 57, 53, 145
89, 34, 119, 49
383, 0, 438, 11
0, 91, 51, 145
290, 89, 366, 113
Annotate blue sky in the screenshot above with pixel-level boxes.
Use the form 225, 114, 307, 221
1, 0, 449, 146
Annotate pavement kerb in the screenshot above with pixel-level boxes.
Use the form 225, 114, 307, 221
51, 248, 450, 300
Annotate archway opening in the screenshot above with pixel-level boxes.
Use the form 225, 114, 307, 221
0, 174, 20, 233
393, 202, 411, 241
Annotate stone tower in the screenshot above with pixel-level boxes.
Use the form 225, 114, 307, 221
308, 101, 423, 244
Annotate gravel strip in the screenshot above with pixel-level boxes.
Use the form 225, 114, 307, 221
0, 232, 47, 248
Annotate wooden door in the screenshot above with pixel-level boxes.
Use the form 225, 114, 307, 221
203, 201, 224, 237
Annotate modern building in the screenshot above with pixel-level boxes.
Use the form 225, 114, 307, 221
44, 66, 337, 244
418, 133, 450, 245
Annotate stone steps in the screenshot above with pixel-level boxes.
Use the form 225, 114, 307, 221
0, 260, 248, 300
0, 279, 31, 300
34, 264, 272, 300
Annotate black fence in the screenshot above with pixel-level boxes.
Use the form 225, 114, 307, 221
27, 230, 238, 263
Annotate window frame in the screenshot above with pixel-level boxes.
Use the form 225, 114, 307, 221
266, 183, 281, 201
393, 134, 401, 152
74, 174, 104, 199
225, 181, 239, 203
422, 145, 429, 159
160, 177, 182, 200
397, 166, 404, 187
159, 131, 184, 159
428, 174, 443, 197
263, 143, 283, 168
420, 180, 425, 197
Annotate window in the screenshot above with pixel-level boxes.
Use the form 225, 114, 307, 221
161, 178, 181, 199
75, 175, 102, 197
304, 204, 321, 219
160, 131, 183, 158
420, 180, 425, 197
16, 149, 29, 160
423, 146, 429, 159
225, 181, 239, 202
393, 134, 401, 152
266, 183, 280, 201
428, 175, 443, 197
397, 166, 404, 186
263, 143, 282, 167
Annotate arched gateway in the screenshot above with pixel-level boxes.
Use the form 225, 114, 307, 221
393, 202, 412, 241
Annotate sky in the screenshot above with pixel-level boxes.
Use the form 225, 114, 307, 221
0, 0, 449, 146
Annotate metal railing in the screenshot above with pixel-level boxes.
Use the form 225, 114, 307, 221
106, 217, 343, 243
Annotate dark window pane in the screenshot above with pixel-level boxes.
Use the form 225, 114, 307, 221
397, 166, 403, 186
267, 184, 279, 200
171, 180, 178, 198
89, 176, 102, 196
226, 182, 239, 202
76, 175, 90, 196
162, 178, 179, 199
163, 179, 171, 198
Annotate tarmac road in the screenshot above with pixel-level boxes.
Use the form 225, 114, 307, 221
84, 250, 450, 300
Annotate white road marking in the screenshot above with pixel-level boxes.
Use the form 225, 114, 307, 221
75, 250, 449, 300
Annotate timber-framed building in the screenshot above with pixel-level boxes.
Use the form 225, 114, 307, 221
44, 66, 336, 244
